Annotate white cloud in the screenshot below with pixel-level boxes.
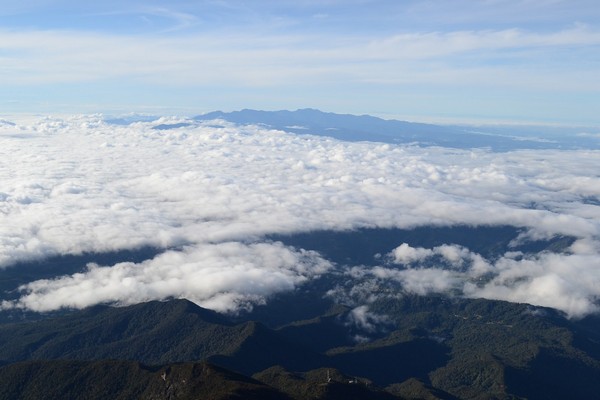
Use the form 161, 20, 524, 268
371, 266, 462, 296
1, 116, 600, 316
5, 242, 331, 313
343, 241, 600, 318
345, 305, 390, 338
366, 25, 600, 59
0, 24, 598, 91
390, 243, 434, 264
2, 1, 599, 122
465, 250, 600, 318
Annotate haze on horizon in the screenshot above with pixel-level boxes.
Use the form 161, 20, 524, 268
0, 0, 599, 126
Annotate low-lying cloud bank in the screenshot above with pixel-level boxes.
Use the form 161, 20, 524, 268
1, 115, 599, 317
2, 242, 330, 314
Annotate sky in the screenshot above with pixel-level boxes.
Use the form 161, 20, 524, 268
1, 0, 599, 125
1, 116, 600, 318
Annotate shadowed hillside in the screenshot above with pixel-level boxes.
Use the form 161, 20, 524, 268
1, 296, 600, 399
0, 360, 290, 400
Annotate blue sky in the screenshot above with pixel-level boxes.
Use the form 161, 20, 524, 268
1, 0, 599, 125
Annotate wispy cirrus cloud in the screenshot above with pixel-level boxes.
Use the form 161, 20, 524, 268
0, 23, 598, 89
1, 1, 599, 122
366, 24, 600, 58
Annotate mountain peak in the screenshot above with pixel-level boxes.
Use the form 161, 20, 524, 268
192, 108, 581, 151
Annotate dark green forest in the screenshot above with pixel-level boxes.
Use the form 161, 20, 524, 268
1, 227, 598, 399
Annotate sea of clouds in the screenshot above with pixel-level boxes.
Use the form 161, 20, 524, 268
1, 115, 599, 317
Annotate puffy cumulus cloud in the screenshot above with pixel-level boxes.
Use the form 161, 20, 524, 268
390, 243, 434, 264
389, 243, 492, 276
1, 115, 600, 315
4, 242, 331, 313
465, 249, 600, 318
340, 241, 600, 318
372, 267, 461, 296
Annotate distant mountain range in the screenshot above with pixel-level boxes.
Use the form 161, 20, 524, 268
103, 108, 600, 150
188, 108, 599, 151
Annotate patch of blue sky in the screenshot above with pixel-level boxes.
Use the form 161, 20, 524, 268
0, 0, 598, 125
1, 1, 596, 33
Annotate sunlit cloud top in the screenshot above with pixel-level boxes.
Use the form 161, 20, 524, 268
1, 116, 600, 316
1, 0, 599, 124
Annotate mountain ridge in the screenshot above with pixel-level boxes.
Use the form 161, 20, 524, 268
1, 296, 600, 399
191, 108, 575, 150
0, 360, 292, 400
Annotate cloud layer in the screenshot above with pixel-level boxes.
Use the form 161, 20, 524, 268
1, 116, 599, 316
3, 242, 330, 314
340, 241, 600, 318
1, 25, 598, 90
